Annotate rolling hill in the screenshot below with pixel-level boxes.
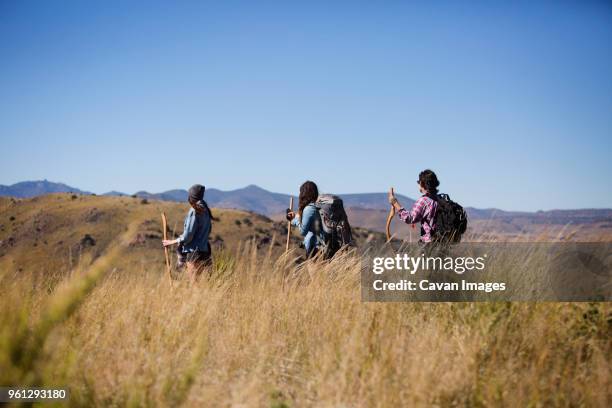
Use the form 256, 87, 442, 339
0, 194, 385, 275
1, 180, 611, 241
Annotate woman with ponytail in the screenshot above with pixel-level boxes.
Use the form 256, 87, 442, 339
163, 184, 213, 280
286, 180, 324, 258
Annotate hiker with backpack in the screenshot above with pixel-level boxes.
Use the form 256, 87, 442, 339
388, 169, 467, 244
286, 181, 324, 258
162, 184, 213, 281
286, 181, 353, 259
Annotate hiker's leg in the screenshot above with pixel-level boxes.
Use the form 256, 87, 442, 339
204, 246, 213, 276
307, 247, 319, 259
176, 246, 186, 270
186, 248, 213, 282
171, 247, 187, 280
198, 247, 213, 277
186, 261, 199, 283
203, 243, 213, 267
185, 251, 203, 283
418, 241, 458, 301
418, 240, 435, 257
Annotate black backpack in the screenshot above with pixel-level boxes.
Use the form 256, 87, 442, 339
314, 195, 353, 258
433, 193, 468, 243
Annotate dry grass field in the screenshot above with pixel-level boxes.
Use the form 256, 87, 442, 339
0, 195, 610, 407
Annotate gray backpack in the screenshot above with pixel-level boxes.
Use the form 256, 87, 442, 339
315, 194, 353, 258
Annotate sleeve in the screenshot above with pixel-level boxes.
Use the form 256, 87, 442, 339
177, 210, 197, 244
397, 198, 426, 224
292, 205, 316, 236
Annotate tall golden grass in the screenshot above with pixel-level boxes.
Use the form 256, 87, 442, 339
0, 240, 610, 407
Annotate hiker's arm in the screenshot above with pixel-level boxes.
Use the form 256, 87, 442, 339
163, 238, 179, 246
398, 198, 426, 224
388, 188, 402, 212
292, 206, 315, 236
177, 212, 197, 245
288, 211, 302, 230
290, 215, 301, 231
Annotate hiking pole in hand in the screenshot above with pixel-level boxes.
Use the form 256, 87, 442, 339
386, 187, 396, 242
286, 196, 293, 252
161, 212, 173, 286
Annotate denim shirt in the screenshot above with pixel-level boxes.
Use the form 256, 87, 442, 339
291, 203, 323, 255
177, 207, 211, 253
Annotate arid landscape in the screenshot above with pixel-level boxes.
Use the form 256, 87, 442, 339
0, 193, 386, 276
2, 180, 611, 247
0, 193, 610, 406
2, 1, 611, 405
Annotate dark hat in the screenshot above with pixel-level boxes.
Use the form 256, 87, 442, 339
188, 184, 205, 202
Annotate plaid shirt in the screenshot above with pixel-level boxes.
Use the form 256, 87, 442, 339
397, 195, 438, 242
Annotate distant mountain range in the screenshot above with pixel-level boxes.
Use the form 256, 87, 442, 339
0, 180, 413, 216
0, 180, 91, 197
125, 184, 417, 217
1, 180, 611, 226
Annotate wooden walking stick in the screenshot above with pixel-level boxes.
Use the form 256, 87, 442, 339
286, 196, 294, 252
386, 187, 396, 242
161, 212, 173, 285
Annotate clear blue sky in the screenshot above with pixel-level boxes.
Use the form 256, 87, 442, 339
1, 1, 611, 211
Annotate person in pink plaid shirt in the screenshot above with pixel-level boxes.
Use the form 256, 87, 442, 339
388, 169, 440, 243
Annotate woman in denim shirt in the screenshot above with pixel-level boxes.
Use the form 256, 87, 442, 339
162, 184, 212, 280
286, 181, 324, 258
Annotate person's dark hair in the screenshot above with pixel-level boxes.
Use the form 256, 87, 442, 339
418, 169, 439, 196
188, 184, 205, 202
188, 184, 213, 218
298, 181, 319, 219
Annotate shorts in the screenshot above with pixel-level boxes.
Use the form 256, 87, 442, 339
176, 244, 212, 269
